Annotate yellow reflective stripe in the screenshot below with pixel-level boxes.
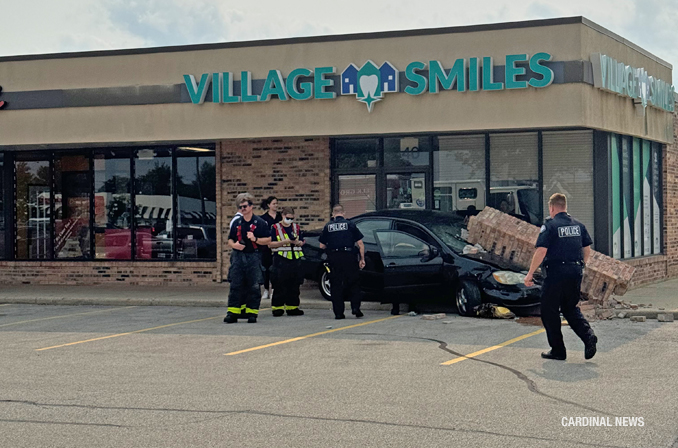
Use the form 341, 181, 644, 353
286, 306, 298, 310
271, 306, 285, 311
227, 307, 242, 314
240, 304, 246, 309
245, 308, 259, 315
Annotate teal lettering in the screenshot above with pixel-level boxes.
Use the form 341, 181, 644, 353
482, 57, 503, 91
505, 54, 528, 89
314, 67, 336, 99
260, 69, 288, 101
404, 61, 427, 95
528, 52, 554, 88
286, 68, 313, 101
222, 72, 239, 103
469, 58, 480, 92
183, 73, 211, 104
429, 59, 465, 93
240, 71, 259, 103
212, 73, 221, 103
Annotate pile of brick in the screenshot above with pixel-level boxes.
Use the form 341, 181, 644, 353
466, 207, 635, 319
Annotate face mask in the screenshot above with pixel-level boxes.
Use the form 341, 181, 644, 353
283, 218, 293, 225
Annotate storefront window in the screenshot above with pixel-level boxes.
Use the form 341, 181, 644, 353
335, 139, 378, 169
384, 137, 431, 167
54, 153, 91, 259
490, 133, 540, 225
135, 148, 173, 259
0, 153, 4, 259
542, 131, 595, 243
15, 155, 52, 259
386, 173, 426, 209
338, 175, 376, 218
434, 135, 485, 213
94, 150, 132, 260
176, 147, 216, 259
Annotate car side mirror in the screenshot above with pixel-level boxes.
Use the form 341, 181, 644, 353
420, 246, 439, 262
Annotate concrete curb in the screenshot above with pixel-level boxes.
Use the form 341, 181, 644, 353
620, 309, 678, 319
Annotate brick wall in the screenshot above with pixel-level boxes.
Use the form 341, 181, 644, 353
219, 137, 331, 278
0, 261, 220, 285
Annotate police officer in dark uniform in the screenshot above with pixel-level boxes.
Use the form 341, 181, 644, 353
318, 204, 366, 319
524, 193, 597, 361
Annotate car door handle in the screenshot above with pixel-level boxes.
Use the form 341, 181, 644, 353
388, 262, 397, 266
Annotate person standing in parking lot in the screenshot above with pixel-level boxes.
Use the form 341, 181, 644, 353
269, 207, 305, 316
318, 204, 366, 320
259, 196, 282, 301
524, 193, 597, 361
225, 193, 271, 324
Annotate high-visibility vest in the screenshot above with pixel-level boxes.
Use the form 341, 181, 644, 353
272, 223, 303, 260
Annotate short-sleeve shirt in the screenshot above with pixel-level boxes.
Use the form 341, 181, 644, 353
261, 212, 282, 228
536, 212, 593, 262
318, 216, 364, 251
228, 215, 270, 253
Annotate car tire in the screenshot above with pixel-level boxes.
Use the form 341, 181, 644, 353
456, 281, 481, 317
318, 268, 331, 301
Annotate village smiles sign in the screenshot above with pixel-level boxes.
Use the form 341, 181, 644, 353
183, 53, 554, 112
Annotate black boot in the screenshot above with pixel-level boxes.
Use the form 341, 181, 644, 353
584, 335, 597, 360
352, 309, 364, 318
272, 309, 284, 317
247, 316, 257, 323
286, 308, 304, 316
223, 314, 237, 324
335, 314, 346, 320
541, 350, 566, 361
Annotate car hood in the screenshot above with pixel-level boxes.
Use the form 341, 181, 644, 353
459, 251, 526, 273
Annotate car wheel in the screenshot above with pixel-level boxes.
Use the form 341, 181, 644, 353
318, 268, 331, 301
456, 281, 481, 317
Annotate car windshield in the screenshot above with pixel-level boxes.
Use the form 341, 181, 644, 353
419, 215, 468, 253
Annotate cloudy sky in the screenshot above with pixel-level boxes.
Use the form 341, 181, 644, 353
0, 0, 676, 83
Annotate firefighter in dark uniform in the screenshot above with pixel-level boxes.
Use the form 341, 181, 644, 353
224, 193, 271, 324
269, 207, 305, 316
524, 193, 597, 360
318, 204, 366, 319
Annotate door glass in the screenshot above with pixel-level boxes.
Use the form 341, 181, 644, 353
386, 173, 426, 209
434, 135, 485, 213
135, 148, 173, 259
394, 222, 437, 246
375, 230, 429, 258
355, 219, 391, 245
338, 174, 376, 218
15, 155, 52, 259
335, 139, 378, 169
384, 137, 431, 167
94, 150, 132, 259
54, 153, 91, 259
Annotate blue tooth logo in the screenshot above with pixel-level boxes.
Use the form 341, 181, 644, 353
341, 60, 398, 112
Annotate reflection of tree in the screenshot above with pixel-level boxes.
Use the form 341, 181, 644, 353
177, 159, 216, 201
98, 175, 130, 193
137, 163, 171, 195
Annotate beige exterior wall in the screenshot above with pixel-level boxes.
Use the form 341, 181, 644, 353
0, 19, 673, 147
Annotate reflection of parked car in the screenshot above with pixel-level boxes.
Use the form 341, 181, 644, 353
153, 226, 216, 259
301, 210, 541, 316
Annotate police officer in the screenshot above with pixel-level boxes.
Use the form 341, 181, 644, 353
318, 204, 365, 319
524, 193, 597, 361
224, 193, 271, 324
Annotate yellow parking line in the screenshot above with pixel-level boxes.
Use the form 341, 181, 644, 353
0, 306, 137, 329
0, 304, 11, 307
441, 328, 545, 365
36, 308, 270, 351
225, 315, 402, 356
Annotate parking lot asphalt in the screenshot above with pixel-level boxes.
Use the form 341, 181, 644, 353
1, 304, 677, 448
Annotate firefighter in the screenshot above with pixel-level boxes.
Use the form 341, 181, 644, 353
269, 207, 305, 316
224, 193, 271, 324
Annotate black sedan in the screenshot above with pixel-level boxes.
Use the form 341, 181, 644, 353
301, 210, 541, 316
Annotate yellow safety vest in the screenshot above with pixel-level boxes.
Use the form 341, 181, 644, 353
272, 223, 304, 260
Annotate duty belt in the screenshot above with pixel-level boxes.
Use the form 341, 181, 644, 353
330, 247, 354, 252
545, 260, 584, 267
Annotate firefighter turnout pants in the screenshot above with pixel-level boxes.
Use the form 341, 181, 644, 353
227, 251, 264, 318
270, 256, 304, 315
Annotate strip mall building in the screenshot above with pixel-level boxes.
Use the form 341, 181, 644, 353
0, 16, 675, 288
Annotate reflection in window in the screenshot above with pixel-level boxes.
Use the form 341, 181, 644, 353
15, 155, 52, 259
490, 133, 540, 225
0, 154, 4, 259
176, 147, 216, 259
135, 148, 172, 259
434, 135, 485, 213
355, 219, 391, 245
375, 231, 428, 258
384, 137, 430, 167
335, 139, 378, 169
387, 173, 426, 209
54, 153, 91, 259
94, 150, 132, 259
338, 175, 376, 218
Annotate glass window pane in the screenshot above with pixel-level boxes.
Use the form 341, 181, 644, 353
0, 153, 4, 259
384, 137, 430, 167
15, 155, 52, 259
135, 148, 173, 260
621, 136, 632, 258
376, 231, 428, 258
611, 134, 621, 259
176, 147, 216, 260
335, 139, 378, 169
642, 140, 652, 256
387, 173, 426, 209
652, 142, 661, 254
632, 138, 641, 256
94, 150, 132, 259
54, 153, 91, 259
434, 135, 485, 213
338, 174, 376, 218
542, 131, 595, 245
355, 219, 391, 245
490, 133, 540, 225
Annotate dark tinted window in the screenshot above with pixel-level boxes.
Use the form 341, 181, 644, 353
395, 222, 437, 247
355, 219, 391, 245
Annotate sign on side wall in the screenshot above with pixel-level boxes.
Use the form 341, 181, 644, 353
183, 53, 555, 112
